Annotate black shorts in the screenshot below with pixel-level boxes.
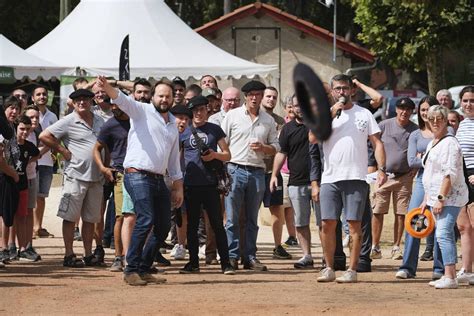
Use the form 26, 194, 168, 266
263, 173, 283, 208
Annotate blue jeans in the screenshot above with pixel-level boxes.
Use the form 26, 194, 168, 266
225, 164, 265, 262
398, 173, 444, 277
435, 206, 460, 266
123, 173, 171, 274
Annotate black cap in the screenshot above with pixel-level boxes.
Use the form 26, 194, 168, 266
187, 95, 209, 110
241, 80, 266, 93
172, 77, 186, 88
69, 89, 95, 100
170, 104, 192, 118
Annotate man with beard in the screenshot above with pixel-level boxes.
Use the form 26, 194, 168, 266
96, 76, 183, 286
33, 86, 57, 239
39, 89, 105, 267
93, 102, 131, 272
172, 77, 186, 106
132, 79, 152, 103
371, 97, 418, 260
200, 75, 218, 90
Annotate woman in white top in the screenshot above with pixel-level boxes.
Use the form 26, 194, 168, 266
455, 85, 474, 285
421, 105, 469, 289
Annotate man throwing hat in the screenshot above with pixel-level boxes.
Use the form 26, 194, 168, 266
221, 80, 280, 271
39, 89, 105, 267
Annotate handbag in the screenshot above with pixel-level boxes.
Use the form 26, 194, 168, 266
190, 126, 232, 195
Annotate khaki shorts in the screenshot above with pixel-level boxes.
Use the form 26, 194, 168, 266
57, 176, 103, 223
282, 172, 292, 208
114, 173, 124, 217
372, 172, 414, 215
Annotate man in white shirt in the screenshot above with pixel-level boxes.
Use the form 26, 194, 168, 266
221, 80, 280, 271
32, 86, 57, 239
96, 76, 183, 286
316, 74, 387, 283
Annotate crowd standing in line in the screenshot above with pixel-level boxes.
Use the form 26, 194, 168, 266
0, 74, 472, 289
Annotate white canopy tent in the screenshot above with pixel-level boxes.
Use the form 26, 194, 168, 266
27, 0, 278, 80
0, 34, 65, 80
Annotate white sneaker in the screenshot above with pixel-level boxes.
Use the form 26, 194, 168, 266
391, 247, 403, 260
435, 277, 458, 289
198, 245, 206, 260
456, 269, 473, 284
170, 244, 179, 258
317, 267, 336, 282
174, 245, 186, 260
342, 235, 350, 247
336, 269, 357, 283
395, 270, 408, 279
429, 276, 445, 287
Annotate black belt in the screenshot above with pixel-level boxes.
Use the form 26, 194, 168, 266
229, 163, 264, 171
125, 167, 163, 179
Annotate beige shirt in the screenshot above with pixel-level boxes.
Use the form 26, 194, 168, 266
221, 105, 280, 169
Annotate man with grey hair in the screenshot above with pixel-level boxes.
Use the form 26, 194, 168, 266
436, 89, 454, 110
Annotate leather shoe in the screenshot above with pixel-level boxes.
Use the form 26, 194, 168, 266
243, 259, 267, 271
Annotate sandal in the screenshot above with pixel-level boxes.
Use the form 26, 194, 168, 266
63, 254, 84, 268
83, 254, 99, 266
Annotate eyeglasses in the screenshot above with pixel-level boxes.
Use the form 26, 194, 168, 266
224, 98, 240, 103
332, 86, 350, 92
428, 116, 445, 122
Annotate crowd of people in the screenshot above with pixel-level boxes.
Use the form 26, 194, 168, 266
0, 73, 473, 289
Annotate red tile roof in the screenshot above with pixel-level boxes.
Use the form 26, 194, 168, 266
195, 2, 374, 62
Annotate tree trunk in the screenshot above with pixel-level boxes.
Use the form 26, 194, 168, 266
426, 48, 446, 96
223, 0, 232, 15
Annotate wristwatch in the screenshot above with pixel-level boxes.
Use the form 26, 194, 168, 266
378, 166, 387, 173
437, 194, 446, 202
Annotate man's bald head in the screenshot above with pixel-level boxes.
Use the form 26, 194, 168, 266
221, 87, 241, 112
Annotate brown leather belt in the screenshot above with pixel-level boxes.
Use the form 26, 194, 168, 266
125, 167, 163, 179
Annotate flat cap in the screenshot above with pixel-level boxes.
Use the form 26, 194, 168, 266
170, 104, 192, 118
187, 95, 209, 110
202, 88, 217, 98
241, 80, 266, 93
69, 89, 95, 100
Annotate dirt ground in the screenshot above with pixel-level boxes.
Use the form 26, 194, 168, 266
1, 183, 473, 315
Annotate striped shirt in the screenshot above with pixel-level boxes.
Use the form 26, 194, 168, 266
456, 118, 474, 169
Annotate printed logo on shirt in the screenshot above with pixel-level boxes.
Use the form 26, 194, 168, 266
355, 118, 368, 133
190, 132, 209, 149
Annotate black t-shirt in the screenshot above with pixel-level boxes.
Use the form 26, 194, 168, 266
17, 140, 39, 190
279, 120, 310, 186
97, 117, 130, 172
180, 122, 226, 186
357, 99, 378, 114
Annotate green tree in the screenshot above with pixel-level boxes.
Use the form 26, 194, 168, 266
351, 0, 472, 94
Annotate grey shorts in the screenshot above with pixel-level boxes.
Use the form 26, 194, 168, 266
27, 177, 38, 209
37, 166, 54, 197
312, 200, 322, 227
57, 176, 103, 223
288, 185, 312, 227
320, 180, 368, 222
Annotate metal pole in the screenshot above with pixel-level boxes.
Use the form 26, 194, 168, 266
333, 0, 336, 63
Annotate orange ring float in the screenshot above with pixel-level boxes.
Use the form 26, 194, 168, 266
405, 207, 435, 238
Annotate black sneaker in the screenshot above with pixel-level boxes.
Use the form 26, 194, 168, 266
229, 258, 239, 270
73, 227, 82, 241
93, 245, 105, 264
223, 264, 236, 275
179, 262, 200, 274
155, 252, 171, 266
294, 257, 314, 269
284, 236, 298, 247
243, 259, 268, 271
420, 250, 433, 261
9, 245, 19, 261
273, 245, 292, 259
83, 254, 100, 266
63, 254, 85, 268
19, 249, 39, 262
26, 246, 41, 261
0, 249, 11, 264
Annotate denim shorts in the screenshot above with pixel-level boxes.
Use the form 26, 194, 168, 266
320, 180, 368, 221
37, 165, 54, 198
288, 185, 312, 227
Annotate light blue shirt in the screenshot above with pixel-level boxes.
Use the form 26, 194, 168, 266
112, 91, 182, 181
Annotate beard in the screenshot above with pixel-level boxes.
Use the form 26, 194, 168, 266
139, 97, 151, 103
154, 103, 171, 113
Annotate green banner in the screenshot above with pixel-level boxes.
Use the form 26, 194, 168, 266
0, 67, 15, 83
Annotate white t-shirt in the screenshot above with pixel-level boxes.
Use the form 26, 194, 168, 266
321, 104, 380, 184
37, 108, 58, 167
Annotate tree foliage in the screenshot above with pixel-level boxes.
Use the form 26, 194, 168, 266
351, 0, 472, 71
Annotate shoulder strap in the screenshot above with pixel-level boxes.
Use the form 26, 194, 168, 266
422, 134, 454, 165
